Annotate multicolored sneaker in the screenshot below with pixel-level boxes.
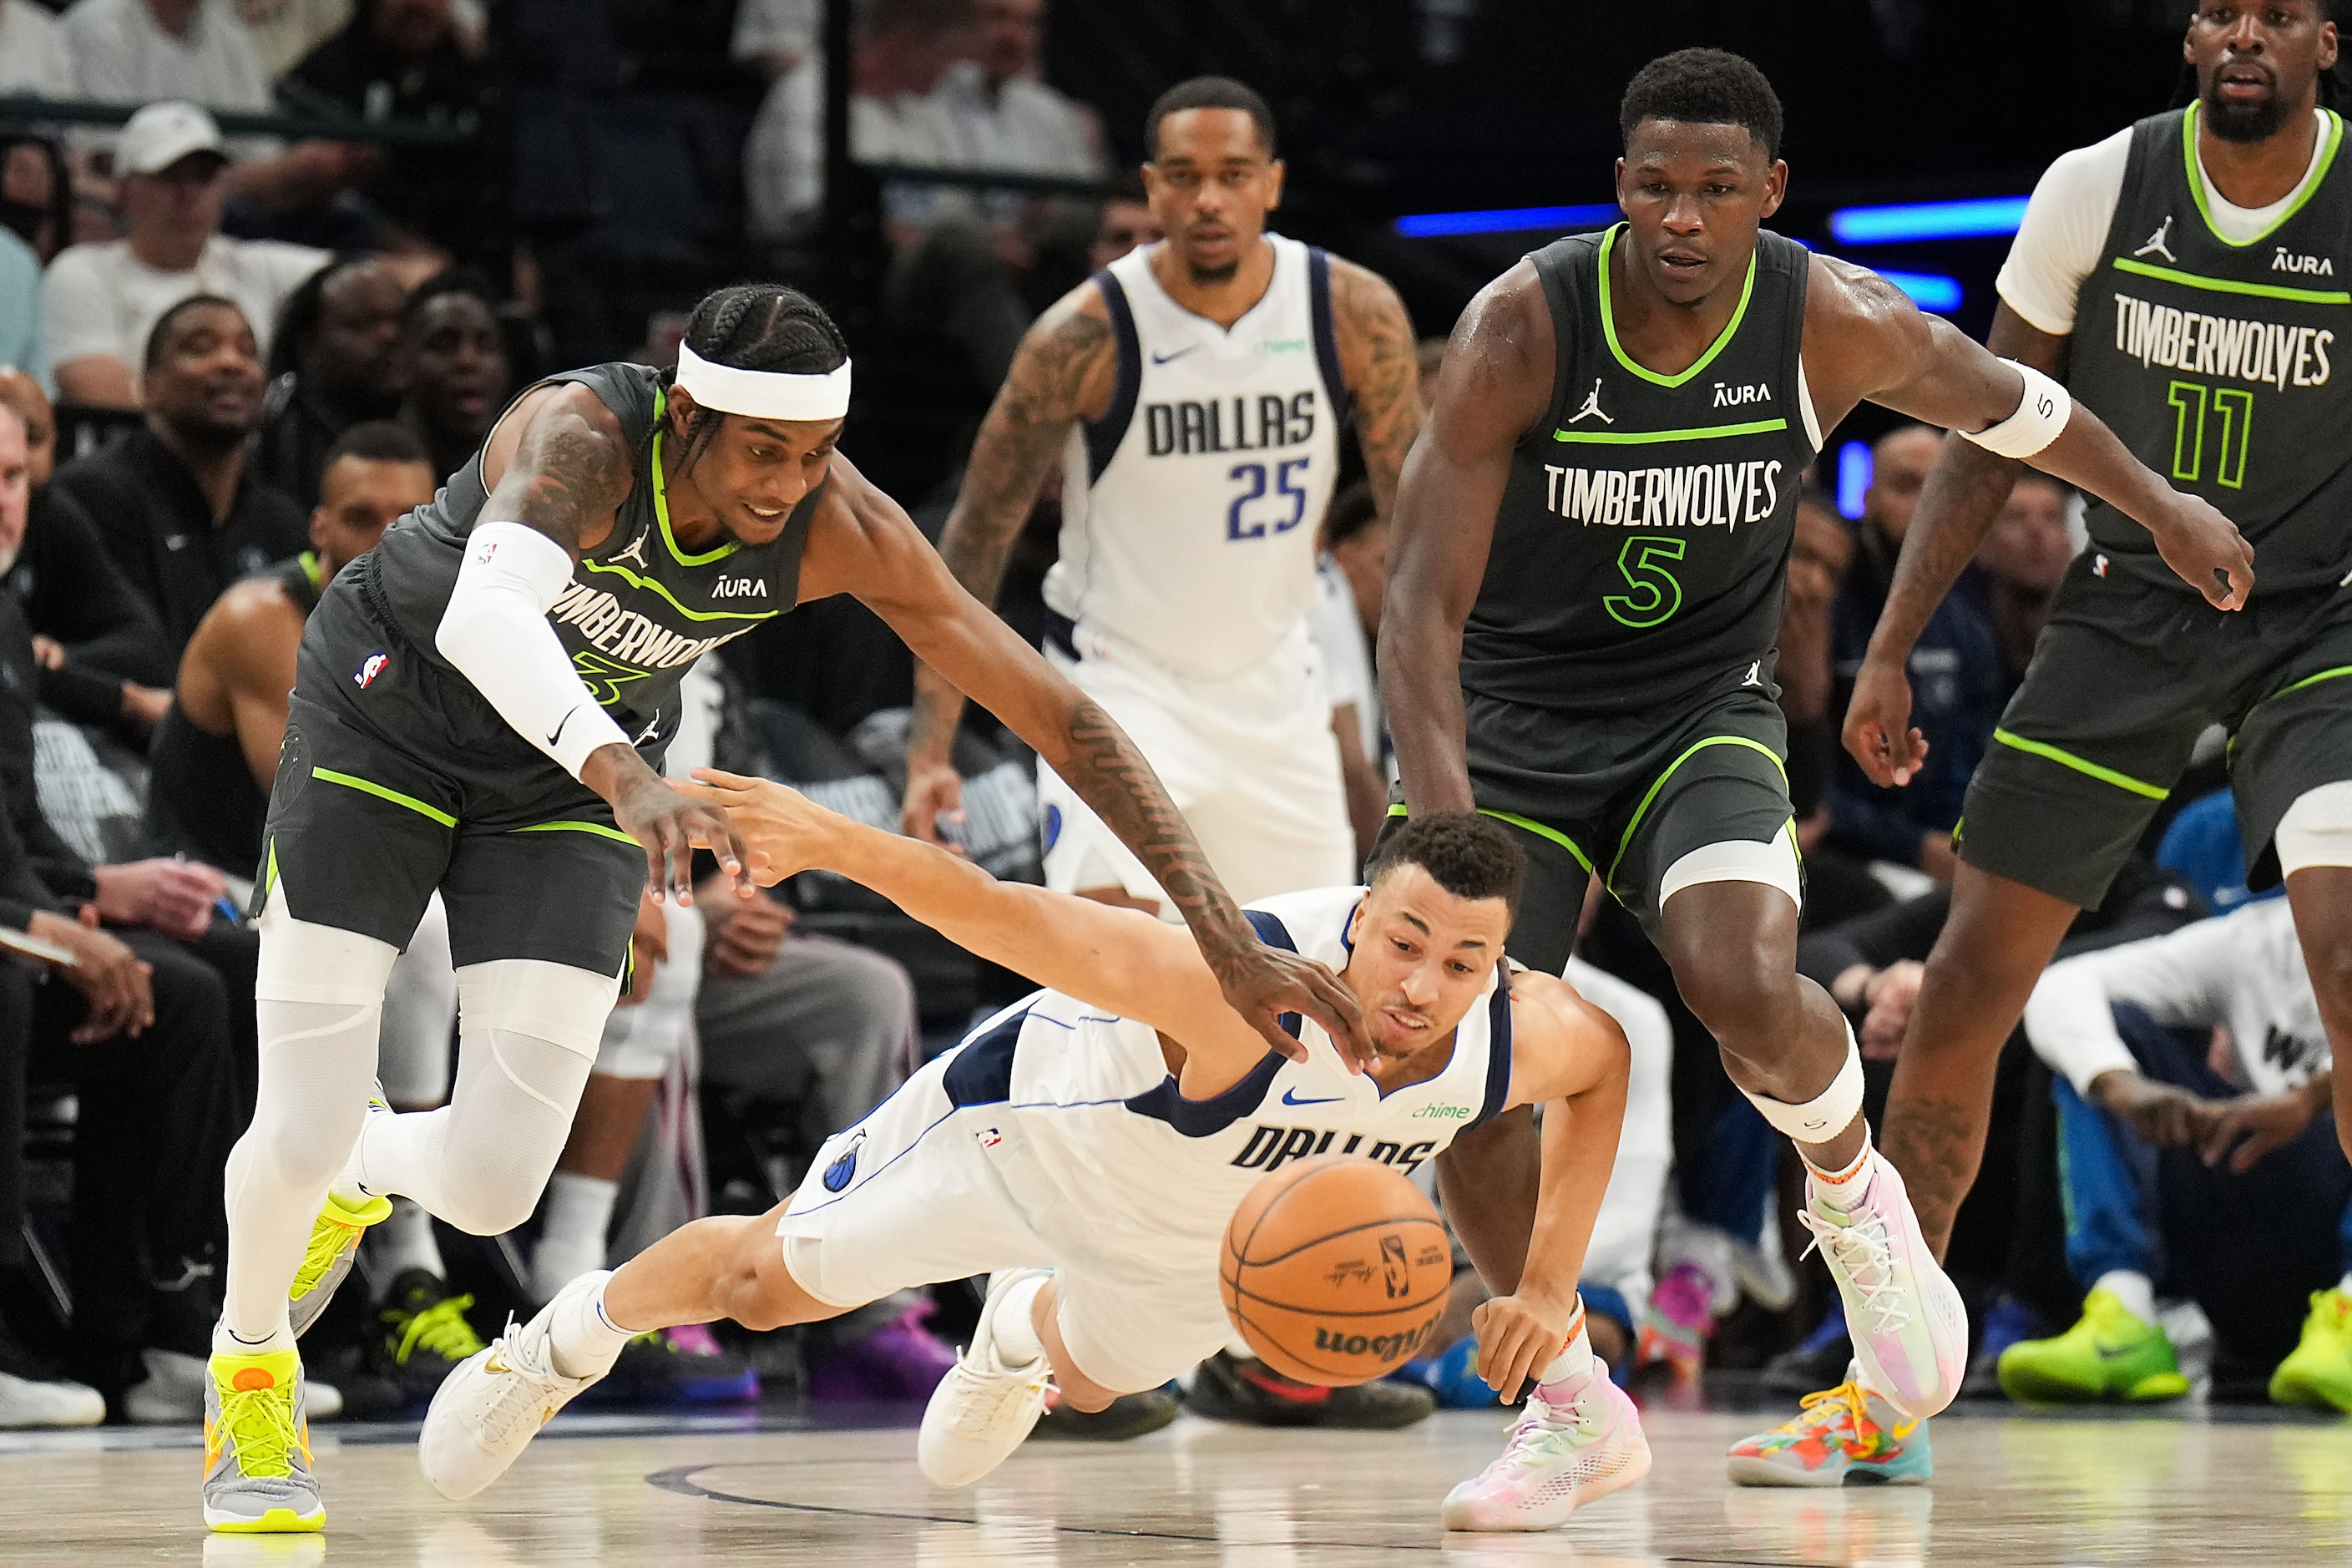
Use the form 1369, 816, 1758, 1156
1635, 1261, 1717, 1384
1797, 1157, 1967, 1420
368, 1270, 487, 1407
2269, 1287, 2352, 1413
1726, 1380, 1932, 1488
1442, 1365, 1651, 1530
1996, 1287, 2188, 1404
1185, 1348, 1437, 1429
202, 1347, 323, 1533
807, 1298, 954, 1402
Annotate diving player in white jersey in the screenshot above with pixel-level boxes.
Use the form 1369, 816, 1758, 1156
899, 73, 1425, 913
420, 798, 1646, 1533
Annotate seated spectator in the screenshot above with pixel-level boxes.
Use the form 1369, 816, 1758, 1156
0, 393, 257, 1419
2004, 896, 2352, 1411
1, 132, 75, 266
253, 254, 407, 508
41, 102, 328, 408
2157, 787, 2278, 915
50, 293, 308, 651
1974, 471, 2076, 680
0, 367, 175, 735
0, 0, 77, 98
284, 0, 495, 265
1088, 173, 1160, 272
61, 1, 381, 225
1827, 424, 2007, 880
743, 0, 976, 243
392, 267, 508, 484
0, 222, 42, 395
934, 0, 1105, 179
231, 0, 357, 80
731, 0, 813, 88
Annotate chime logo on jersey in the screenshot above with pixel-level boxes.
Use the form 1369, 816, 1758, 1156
354, 651, 388, 689
1230, 1124, 1438, 1176
1540, 458, 1784, 530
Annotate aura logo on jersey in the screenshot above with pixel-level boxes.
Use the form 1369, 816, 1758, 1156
2110, 291, 2334, 390
1540, 459, 1783, 530
1230, 1125, 1439, 1176
1144, 392, 1317, 456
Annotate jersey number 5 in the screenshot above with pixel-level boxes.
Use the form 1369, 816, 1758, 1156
1604, 535, 1686, 629
1227, 458, 1311, 540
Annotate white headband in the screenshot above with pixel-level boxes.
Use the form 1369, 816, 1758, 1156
675, 342, 852, 422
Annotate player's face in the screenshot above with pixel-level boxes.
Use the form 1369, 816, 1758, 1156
1342, 866, 1512, 1061
2188, 0, 2339, 143
670, 392, 842, 547
1613, 120, 1786, 308
311, 456, 434, 579
1144, 109, 1284, 285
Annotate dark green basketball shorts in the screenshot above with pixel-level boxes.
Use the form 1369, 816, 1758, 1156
1960, 559, 2352, 908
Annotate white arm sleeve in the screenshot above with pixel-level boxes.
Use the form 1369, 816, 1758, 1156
1994, 129, 2131, 336
436, 521, 632, 780
2021, 917, 2239, 1097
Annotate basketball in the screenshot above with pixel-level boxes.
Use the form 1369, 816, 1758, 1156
1219, 1155, 1454, 1387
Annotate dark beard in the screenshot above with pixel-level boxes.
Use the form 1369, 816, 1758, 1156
1186, 258, 1239, 287
2203, 84, 2293, 144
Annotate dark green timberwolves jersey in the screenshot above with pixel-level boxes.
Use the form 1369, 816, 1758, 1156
1459, 225, 1815, 716
2072, 105, 2352, 595
367, 362, 816, 741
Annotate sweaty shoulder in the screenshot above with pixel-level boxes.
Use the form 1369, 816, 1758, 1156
1996, 126, 2133, 337
1429, 259, 1555, 443
1800, 251, 1935, 429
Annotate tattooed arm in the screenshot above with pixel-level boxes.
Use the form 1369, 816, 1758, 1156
900, 290, 1117, 845
1328, 257, 1424, 516
476, 382, 636, 556
805, 452, 1371, 1065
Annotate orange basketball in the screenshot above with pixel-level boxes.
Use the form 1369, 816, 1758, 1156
1219, 1154, 1453, 1387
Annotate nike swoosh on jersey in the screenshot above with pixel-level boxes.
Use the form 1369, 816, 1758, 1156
1280, 1088, 1343, 1106
1151, 346, 1201, 365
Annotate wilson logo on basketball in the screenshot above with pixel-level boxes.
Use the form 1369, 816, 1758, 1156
1311, 1308, 1444, 1366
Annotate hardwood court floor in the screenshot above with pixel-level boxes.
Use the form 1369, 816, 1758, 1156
3, 1397, 2349, 1565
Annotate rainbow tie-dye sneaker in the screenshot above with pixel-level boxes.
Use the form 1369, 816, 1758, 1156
1726, 1379, 1931, 1488
1798, 1156, 1967, 1420
1441, 1364, 1651, 1530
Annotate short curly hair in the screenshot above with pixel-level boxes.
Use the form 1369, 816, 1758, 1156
1367, 812, 1525, 915
1620, 48, 1784, 162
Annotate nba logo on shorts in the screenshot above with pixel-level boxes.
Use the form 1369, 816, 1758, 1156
355, 652, 388, 688
822, 1130, 866, 1192
977, 1126, 1004, 1150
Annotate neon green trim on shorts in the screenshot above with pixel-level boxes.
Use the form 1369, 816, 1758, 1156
512, 819, 637, 846
311, 768, 457, 827
1991, 729, 2168, 800
2273, 664, 2352, 701
1608, 735, 1788, 885
1385, 803, 1597, 875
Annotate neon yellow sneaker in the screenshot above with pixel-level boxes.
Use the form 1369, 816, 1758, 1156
2270, 1287, 2352, 1413
202, 1348, 322, 1533
287, 1189, 392, 1339
1996, 1287, 2189, 1404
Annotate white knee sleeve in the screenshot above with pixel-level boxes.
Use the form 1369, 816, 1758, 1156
254, 898, 400, 1006
380, 893, 458, 1106
1741, 1019, 1865, 1142
1660, 827, 1803, 913
458, 956, 624, 1060
594, 901, 704, 1080
2278, 781, 2352, 875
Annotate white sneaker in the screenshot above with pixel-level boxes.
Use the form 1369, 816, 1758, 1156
0, 1359, 104, 1428
1798, 1156, 1968, 1421
418, 1304, 597, 1500
1442, 1366, 1651, 1530
917, 1268, 1052, 1488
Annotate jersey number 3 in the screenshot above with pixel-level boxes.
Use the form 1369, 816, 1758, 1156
1604, 535, 1686, 628
1227, 458, 1311, 540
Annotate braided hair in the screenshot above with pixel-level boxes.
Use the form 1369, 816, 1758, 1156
665, 283, 848, 472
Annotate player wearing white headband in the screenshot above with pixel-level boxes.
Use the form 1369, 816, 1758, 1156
198, 282, 1369, 1537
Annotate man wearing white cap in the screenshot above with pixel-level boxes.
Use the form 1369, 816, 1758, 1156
41, 101, 326, 408
198, 280, 1368, 1535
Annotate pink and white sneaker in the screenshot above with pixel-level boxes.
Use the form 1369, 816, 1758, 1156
1441, 1367, 1651, 1531
1797, 1156, 1967, 1422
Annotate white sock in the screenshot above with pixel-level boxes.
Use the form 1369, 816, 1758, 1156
990, 1273, 1047, 1367
214, 1319, 295, 1357
531, 1171, 619, 1304
1535, 1307, 1594, 1396
2093, 1268, 2157, 1325
1804, 1136, 1876, 1213
546, 1271, 638, 1379
367, 1198, 445, 1292
2337, 1271, 2352, 1297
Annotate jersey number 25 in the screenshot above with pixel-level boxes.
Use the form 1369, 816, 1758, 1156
1227, 458, 1311, 541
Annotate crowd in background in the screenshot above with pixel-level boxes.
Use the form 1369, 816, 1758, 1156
0, 0, 2341, 1435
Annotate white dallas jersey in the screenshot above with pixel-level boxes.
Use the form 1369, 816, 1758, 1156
934, 886, 1512, 1282
1048, 235, 1348, 680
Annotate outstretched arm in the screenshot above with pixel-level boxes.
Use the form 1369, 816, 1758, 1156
1328, 257, 1424, 517
802, 454, 1370, 1065
1471, 971, 1631, 1400
1381, 264, 1554, 817
683, 768, 1267, 1075
902, 291, 1116, 844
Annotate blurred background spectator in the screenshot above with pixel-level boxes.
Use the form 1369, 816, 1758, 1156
251, 251, 404, 505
